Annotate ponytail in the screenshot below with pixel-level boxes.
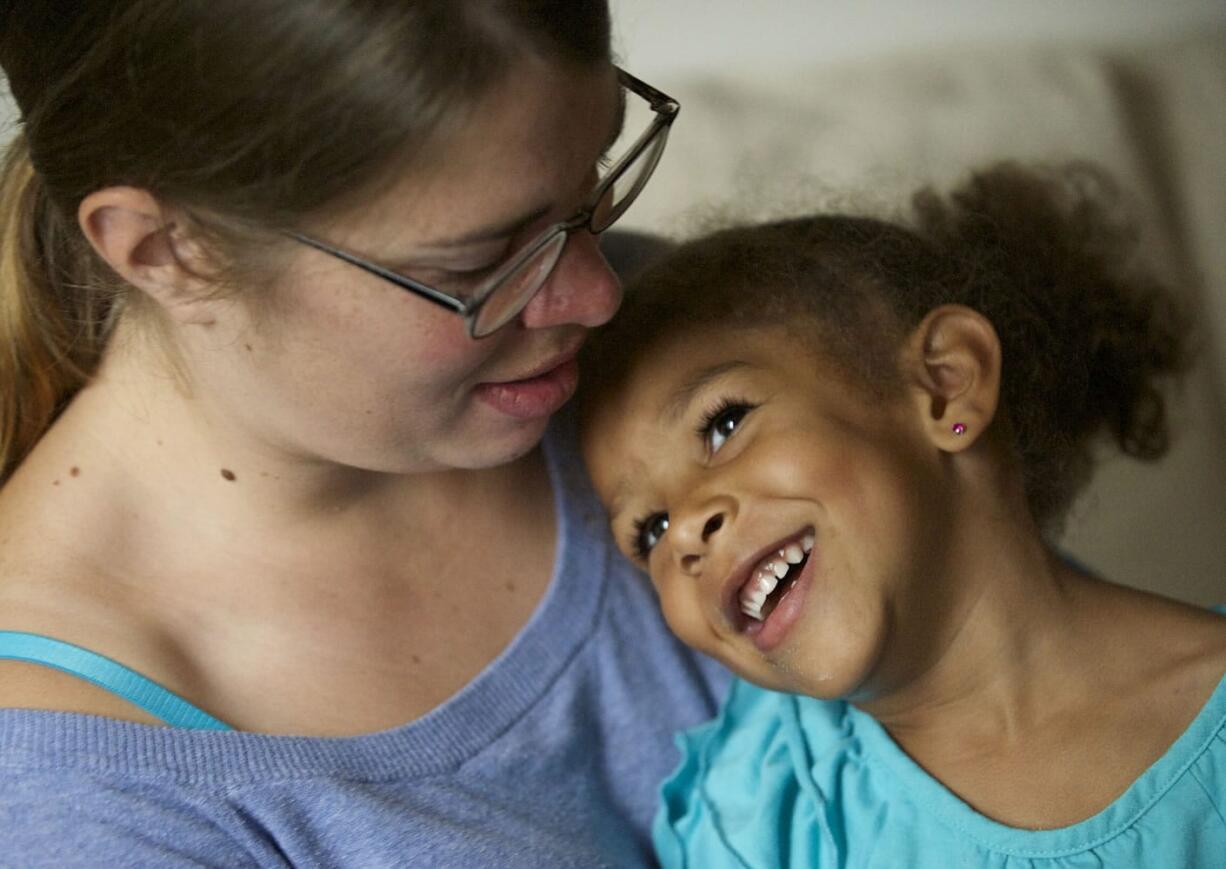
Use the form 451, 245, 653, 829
0, 133, 111, 484
911, 162, 1190, 527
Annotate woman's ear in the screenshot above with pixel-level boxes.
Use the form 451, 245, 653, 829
78, 187, 217, 325
902, 304, 1001, 452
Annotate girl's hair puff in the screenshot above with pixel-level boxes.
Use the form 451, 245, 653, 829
583, 162, 1190, 532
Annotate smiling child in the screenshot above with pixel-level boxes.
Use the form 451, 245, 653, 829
579, 163, 1226, 866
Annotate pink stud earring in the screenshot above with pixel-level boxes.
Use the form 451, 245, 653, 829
952, 422, 967, 436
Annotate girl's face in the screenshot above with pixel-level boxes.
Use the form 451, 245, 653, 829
582, 323, 958, 700
186, 61, 623, 473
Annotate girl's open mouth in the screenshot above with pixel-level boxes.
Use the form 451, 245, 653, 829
737, 528, 814, 622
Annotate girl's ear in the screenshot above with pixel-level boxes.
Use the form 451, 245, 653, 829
78, 187, 218, 326
902, 304, 1001, 452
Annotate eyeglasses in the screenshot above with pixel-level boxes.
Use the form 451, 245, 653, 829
286, 68, 679, 338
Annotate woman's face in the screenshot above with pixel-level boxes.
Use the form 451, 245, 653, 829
582, 323, 959, 701
187, 61, 623, 473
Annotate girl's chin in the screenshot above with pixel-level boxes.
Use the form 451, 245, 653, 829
753, 668, 860, 701
742, 634, 881, 701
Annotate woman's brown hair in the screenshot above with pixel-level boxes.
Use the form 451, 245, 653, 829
0, 0, 611, 483
583, 163, 1190, 532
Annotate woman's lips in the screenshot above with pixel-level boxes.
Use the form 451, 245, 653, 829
472, 354, 580, 420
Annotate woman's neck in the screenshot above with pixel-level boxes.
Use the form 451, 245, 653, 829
0, 333, 560, 733
2, 326, 550, 632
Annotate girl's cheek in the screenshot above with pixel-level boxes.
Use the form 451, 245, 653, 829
658, 585, 693, 638
660, 585, 720, 653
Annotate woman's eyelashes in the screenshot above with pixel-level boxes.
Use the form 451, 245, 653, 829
698, 398, 756, 455
631, 512, 670, 560
413, 260, 503, 292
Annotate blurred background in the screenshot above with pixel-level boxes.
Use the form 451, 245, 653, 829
610, 0, 1226, 78
606, 0, 1226, 605
1, 3, 1223, 603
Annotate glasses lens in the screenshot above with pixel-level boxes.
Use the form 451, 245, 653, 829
591, 123, 670, 233
470, 230, 568, 337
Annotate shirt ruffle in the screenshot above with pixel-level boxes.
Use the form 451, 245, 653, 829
655, 607, 1226, 868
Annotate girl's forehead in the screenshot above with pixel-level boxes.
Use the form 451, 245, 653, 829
584, 328, 776, 462
582, 331, 782, 516
622, 325, 787, 401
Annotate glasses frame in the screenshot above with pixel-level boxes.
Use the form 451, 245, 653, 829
286, 67, 679, 338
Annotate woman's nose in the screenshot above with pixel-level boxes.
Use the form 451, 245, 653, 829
518, 230, 622, 330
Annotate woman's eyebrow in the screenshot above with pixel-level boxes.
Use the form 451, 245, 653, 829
422, 204, 553, 250
662, 361, 751, 423
416, 81, 625, 252
602, 86, 628, 156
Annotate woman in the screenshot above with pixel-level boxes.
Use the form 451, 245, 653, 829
0, 2, 727, 865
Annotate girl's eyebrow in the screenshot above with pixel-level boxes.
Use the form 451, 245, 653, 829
662, 360, 751, 423
607, 483, 629, 519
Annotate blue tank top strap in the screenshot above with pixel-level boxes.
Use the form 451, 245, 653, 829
0, 631, 232, 731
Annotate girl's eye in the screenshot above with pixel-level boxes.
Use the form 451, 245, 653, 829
632, 512, 670, 559
700, 400, 755, 454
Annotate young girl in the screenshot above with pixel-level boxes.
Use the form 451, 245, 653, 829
580, 163, 1226, 866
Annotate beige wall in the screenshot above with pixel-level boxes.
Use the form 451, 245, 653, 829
610, 0, 1226, 77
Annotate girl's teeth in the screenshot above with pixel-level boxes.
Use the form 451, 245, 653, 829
740, 531, 816, 621
740, 571, 780, 619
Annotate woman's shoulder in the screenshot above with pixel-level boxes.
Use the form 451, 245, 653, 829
0, 556, 169, 726
0, 746, 258, 866
0, 451, 177, 724
0, 658, 165, 726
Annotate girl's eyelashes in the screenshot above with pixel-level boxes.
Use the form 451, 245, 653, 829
697, 397, 757, 455
631, 512, 670, 560
624, 398, 755, 560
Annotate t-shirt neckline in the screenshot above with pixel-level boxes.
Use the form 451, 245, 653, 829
0, 415, 611, 785
848, 658, 1226, 856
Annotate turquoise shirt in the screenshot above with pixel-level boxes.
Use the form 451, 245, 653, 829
655, 608, 1226, 868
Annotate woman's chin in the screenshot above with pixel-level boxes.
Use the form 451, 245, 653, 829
444, 415, 554, 471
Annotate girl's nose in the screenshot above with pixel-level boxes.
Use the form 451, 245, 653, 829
518, 230, 622, 330
670, 497, 735, 575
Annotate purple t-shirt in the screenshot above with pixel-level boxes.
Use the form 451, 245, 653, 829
0, 414, 730, 867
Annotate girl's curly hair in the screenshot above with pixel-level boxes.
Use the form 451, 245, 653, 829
583, 162, 1191, 532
